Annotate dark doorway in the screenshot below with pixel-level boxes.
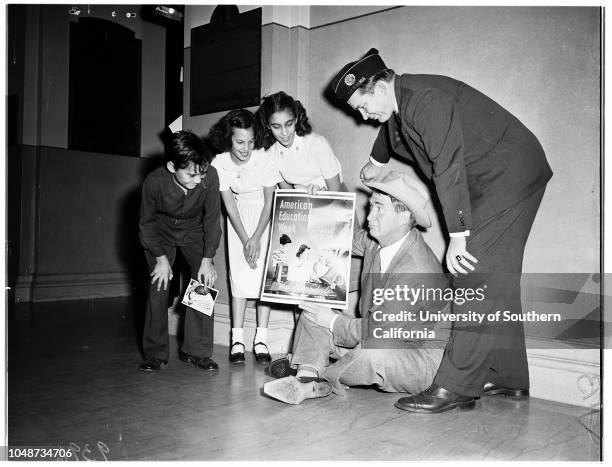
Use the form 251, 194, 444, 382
68, 17, 142, 156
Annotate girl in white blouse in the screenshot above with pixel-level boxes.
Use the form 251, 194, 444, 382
256, 91, 344, 192
209, 109, 281, 364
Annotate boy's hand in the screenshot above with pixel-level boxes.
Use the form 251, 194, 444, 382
198, 258, 217, 287
151, 255, 173, 291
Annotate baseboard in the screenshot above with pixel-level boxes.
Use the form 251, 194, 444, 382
14, 274, 34, 303
526, 339, 600, 408
20, 272, 134, 303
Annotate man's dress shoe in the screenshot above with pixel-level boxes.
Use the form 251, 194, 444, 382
253, 342, 272, 364
268, 357, 297, 378
395, 384, 476, 413
263, 375, 332, 405
229, 342, 246, 364
483, 382, 529, 398
179, 352, 219, 370
138, 358, 166, 372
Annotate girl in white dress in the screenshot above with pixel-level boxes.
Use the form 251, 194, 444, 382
209, 109, 281, 364
256, 91, 344, 192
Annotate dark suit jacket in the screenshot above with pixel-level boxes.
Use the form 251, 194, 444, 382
332, 228, 450, 349
370, 74, 553, 233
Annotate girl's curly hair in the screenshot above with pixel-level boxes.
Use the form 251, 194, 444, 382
206, 109, 264, 153
256, 91, 312, 149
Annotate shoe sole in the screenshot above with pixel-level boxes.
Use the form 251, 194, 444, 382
394, 399, 476, 413
263, 376, 332, 404
484, 389, 529, 398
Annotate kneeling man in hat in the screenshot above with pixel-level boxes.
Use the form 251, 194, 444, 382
263, 172, 454, 406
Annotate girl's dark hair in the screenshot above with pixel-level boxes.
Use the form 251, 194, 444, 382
207, 109, 264, 153
296, 244, 310, 258
256, 91, 312, 149
280, 234, 292, 245
356, 69, 396, 95
167, 130, 211, 170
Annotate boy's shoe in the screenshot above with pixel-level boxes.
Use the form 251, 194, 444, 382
138, 358, 166, 372
179, 351, 197, 365
195, 357, 219, 370
179, 351, 219, 370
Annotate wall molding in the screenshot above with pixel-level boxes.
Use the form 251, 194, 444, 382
526, 339, 600, 409
17, 272, 134, 303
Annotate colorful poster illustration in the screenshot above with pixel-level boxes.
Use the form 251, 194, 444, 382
261, 190, 356, 309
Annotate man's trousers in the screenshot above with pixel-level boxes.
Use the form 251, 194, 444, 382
434, 187, 546, 397
291, 315, 444, 395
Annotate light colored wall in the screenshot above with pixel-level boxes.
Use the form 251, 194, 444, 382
182, 6, 600, 326
309, 6, 392, 28
307, 6, 600, 274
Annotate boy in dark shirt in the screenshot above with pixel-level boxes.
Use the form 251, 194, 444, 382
138, 130, 221, 371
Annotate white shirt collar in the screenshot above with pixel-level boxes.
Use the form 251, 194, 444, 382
379, 230, 411, 273
275, 133, 303, 154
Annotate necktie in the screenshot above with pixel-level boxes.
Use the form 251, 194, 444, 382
372, 247, 382, 273
372, 247, 382, 289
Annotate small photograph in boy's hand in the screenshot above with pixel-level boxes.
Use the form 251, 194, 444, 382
182, 279, 218, 316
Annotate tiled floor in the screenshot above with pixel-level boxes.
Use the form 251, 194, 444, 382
7, 297, 601, 461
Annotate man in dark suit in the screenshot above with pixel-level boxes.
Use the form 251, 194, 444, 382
329, 49, 552, 413
263, 171, 451, 405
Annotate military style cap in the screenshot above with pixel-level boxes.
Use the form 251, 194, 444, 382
330, 48, 388, 102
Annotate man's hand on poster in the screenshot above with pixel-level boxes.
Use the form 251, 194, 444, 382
446, 236, 478, 276
359, 161, 385, 182
244, 234, 261, 269
198, 258, 217, 287
151, 255, 173, 291
299, 302, 339, 329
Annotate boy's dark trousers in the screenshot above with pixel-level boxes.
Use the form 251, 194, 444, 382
143, 242, 214, 362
